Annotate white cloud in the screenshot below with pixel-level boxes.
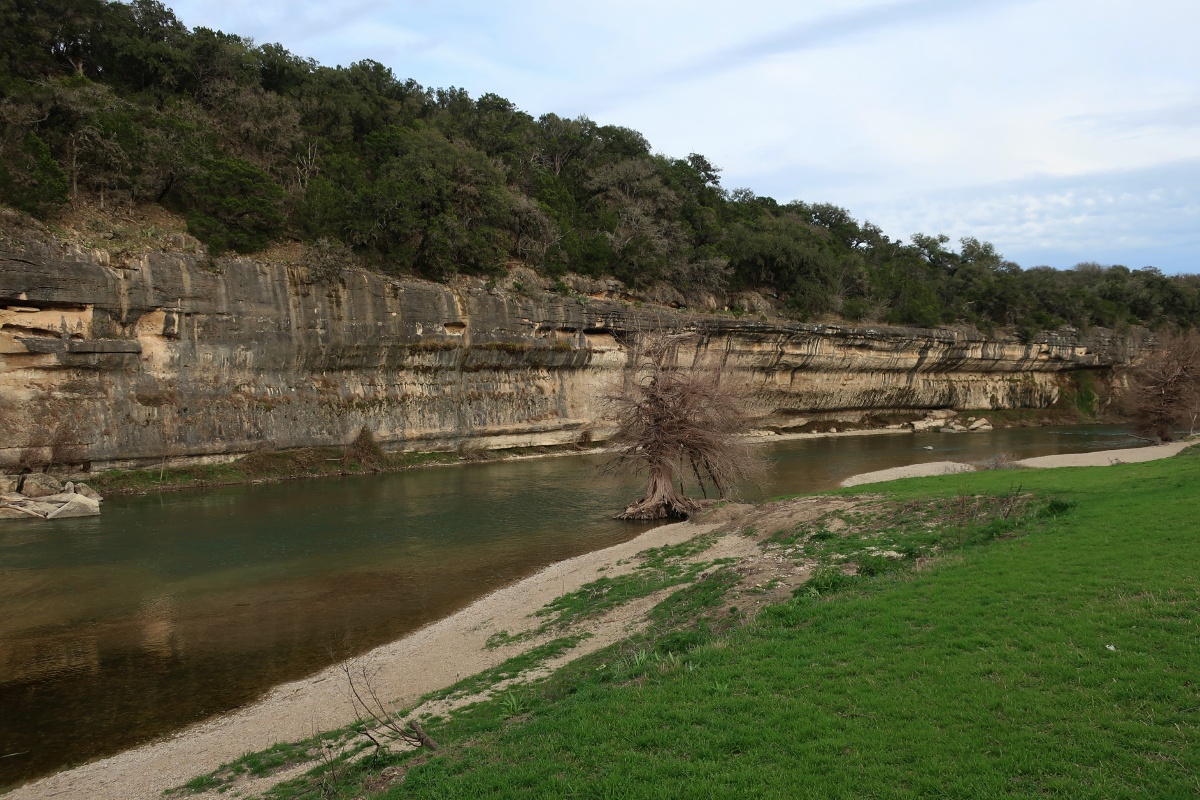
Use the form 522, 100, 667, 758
165, 0, 1200, 272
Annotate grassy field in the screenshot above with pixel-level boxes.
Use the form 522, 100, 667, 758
184, 448, 1200, 799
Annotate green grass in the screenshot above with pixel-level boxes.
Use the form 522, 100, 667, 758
167, 730, 359, 795
175, 448, 1200, 799
426, 635, 593, 702
534, 535, 730, 628
377, 449, 1200, 798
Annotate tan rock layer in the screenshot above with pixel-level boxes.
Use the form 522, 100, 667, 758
0, 240, 1149, 470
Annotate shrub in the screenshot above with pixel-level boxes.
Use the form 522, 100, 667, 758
177, 157, 284, 255
343, 426, 386, 471
0, 132, 69, 218
806, 566, 854, 594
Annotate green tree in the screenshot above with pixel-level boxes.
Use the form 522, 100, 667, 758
177, 156, 284, 254
345, 125, 513, 277
0, 131, 69, 217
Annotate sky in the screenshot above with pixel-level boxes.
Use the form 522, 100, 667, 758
166, 0, 1200, 274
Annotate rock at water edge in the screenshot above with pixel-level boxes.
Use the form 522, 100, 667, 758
12, 500, 61, 518
19, 473, 62, 498
73, 482, 103, 501
47, 494, 101, 519
39, 492, 86, 504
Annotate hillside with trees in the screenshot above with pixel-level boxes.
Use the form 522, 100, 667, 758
2, 0, 1198, 334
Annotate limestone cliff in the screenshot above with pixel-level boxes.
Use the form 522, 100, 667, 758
0, 238, 1145, 471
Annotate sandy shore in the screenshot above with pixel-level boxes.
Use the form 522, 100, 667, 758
1013, 439, 1195, 468
840, 460, 974, 487
840, 439, 1195, 487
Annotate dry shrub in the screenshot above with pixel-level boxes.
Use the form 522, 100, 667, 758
978, 452, 1019, 471
605, 330, 762, 520
304, 237, 355, 284
1121, 329, 1200, 442
344, 426, 386, 470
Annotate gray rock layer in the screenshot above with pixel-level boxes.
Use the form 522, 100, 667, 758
0, 241, 1147, 470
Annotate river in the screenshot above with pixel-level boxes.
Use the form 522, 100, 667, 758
0, 425, 1144, 788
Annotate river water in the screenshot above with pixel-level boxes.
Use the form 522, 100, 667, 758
0, 425, 1144, 788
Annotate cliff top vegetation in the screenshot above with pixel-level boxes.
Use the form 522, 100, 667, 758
2, 0, 1198, 334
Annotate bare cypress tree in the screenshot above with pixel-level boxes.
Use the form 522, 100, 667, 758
605, 331, 761, 520
1122, 330, 1200, 443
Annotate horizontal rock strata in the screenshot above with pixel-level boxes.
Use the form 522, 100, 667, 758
0, 239, 1147, 472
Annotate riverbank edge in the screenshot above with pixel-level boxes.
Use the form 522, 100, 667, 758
8, 437, 1188, 800
80, 427, 908, 496
79, 406, 1106, 496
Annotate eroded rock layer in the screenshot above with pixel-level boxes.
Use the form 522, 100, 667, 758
0, 241, 1142, 470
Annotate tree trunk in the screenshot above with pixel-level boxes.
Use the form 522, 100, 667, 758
617, 461, 699, 520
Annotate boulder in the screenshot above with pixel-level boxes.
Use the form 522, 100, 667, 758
939, 427, 958, 433
927, 409, 958, 420
974, 424, 994, 432
47, 494, 101, 519
39, 492, 84, 504
73, 483, 103, 501
0, 475, 19, 493
19, 473, 62, 498
968, 417, 991, 430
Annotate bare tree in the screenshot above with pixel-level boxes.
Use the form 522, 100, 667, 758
605, 330, 762, 520
341, 660, 439, 755
1122, 329, 1200, 443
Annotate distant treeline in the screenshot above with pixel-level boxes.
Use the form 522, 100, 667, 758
2, 0, 1197, 333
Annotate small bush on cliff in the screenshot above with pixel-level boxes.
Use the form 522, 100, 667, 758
176, 157, 284, 255
0, 132, 69, 218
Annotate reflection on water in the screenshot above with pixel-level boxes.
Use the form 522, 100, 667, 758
0, 425, 1142, 787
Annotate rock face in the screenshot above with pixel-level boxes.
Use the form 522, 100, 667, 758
0, 238, 1149, 471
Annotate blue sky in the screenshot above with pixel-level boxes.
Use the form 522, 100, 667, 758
167, 0, 1199, 273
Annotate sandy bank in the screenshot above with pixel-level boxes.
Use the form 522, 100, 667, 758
839, 439, 1195, 487
840, 461, 974, 487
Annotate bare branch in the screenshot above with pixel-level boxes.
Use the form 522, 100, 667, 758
340, 660, 440, 754
1121, 329, 1200, 443
604, 327, 763, 519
